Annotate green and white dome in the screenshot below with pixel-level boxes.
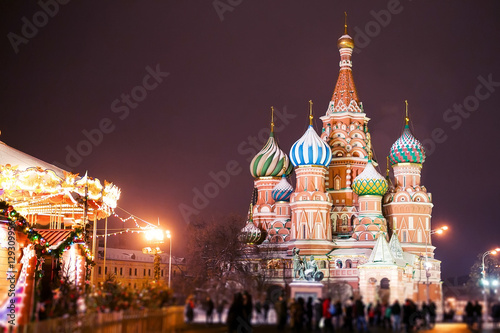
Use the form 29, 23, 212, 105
250, 132, 292, 178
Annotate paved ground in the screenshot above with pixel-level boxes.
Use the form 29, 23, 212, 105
181, 322, 500, 332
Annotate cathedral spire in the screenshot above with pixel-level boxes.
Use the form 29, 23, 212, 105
270, 106, 275, 134
309, 100, 313, 126
344, 11, 348, 35
405, 100, 409, 126
331, 16, 360, 112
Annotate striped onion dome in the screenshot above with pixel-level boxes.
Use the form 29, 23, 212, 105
352, 161, 388, 196
250, 132, 292, 178
239, 219, 262, 245
389, 124, 426, 165
272, 175, 294, 202
290, 125, 332, 167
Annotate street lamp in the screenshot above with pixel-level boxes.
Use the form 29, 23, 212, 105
143, 228, 165, 282
481, 247, 500, 323
166, 230, 172, 289
423, 226, 448, 304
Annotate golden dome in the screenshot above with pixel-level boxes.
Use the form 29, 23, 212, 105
338, 34, 354, 49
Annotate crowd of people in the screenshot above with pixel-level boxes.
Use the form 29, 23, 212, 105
216, 292, 438, 332
272, 296, 437, 332
186, 292, 500, 332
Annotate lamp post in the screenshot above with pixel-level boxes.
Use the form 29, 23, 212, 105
166, 230, 172, 289
481, 247, 500, 323
143, 228, 164, 282
423, 226, 448, 305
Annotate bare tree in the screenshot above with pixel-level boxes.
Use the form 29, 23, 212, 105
183, 214, 248, 298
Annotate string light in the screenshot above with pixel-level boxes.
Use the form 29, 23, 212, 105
92, 229, 150, 238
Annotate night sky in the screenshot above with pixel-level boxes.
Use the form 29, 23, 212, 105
1, 1, 499, 279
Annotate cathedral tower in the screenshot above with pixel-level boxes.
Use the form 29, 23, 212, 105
383, 102, 433, 257
320, 19, 370, 236
289, 102, 333, 255
249, 108, 293, 233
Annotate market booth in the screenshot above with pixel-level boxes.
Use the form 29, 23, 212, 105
0, 141, 120, 326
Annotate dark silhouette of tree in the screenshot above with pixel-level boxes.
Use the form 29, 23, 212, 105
183, 214, 248, 296
467, 252, 500, 299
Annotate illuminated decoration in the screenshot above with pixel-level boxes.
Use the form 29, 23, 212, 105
94, 229, 149, 238
0, 244, 35, 327
0, 201, 95, 268
0, 224, 8, 248
0, 161, 120, 221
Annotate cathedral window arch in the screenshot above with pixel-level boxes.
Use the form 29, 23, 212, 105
334, 176, 341, 190
345, 259, 352, 268
336, 260, 343, 268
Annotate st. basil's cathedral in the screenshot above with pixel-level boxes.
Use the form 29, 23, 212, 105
240, 22, 442, 306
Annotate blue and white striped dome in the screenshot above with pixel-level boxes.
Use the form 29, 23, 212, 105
272, 175, 294, 202
290, 125, 332, 167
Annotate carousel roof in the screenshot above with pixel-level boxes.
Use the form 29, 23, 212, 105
0, 141, 120, 220
0, 141, 67, 177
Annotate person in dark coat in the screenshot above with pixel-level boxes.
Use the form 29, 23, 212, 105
343, 297, 354, 332
216, 300, 225, 323
464, 301, 474, 328
242, 291, 253, 329
492, 301, 500, 328
473, 300, 482, 330
305, 297, 314, 331
205, 296, 215, 324
402, 299, 416, 333
428, 301, 437, 328
275, 295, 288, 331
355, 297, 368, 332
227, 293, 247, 333
391, 299, 401, 332
185, 296, 195, 323
262, 300, 270, 323
314, 298, 323, 332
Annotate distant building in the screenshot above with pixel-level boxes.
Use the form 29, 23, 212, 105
240, 21, 443, 307
94, 247, 184, 288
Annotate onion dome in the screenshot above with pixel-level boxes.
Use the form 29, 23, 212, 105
352, 161, 388, 196
389, 124, 426, 165
338, 34, 354, 49
338, 14, 354, 49
239, 211, 262, 245
272, 175, 294, 202
290, 125, 332, 167
250, 107, 292, 178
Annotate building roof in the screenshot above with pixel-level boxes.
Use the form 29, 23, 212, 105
0, 140, 67, 178
96, 247, 183, 265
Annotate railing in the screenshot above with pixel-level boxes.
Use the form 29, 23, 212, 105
20, 306, 184, 333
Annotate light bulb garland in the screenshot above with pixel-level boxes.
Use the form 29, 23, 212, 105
92, 228, 150, 238
0, 201, 95, 282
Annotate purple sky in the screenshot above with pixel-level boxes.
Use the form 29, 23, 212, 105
1, 1, 499, 278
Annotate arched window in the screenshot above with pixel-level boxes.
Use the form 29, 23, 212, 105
380, 277, 390, 290
345, 259, 352, 268
336, 260, 343, 268
334, 176, 341, 190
